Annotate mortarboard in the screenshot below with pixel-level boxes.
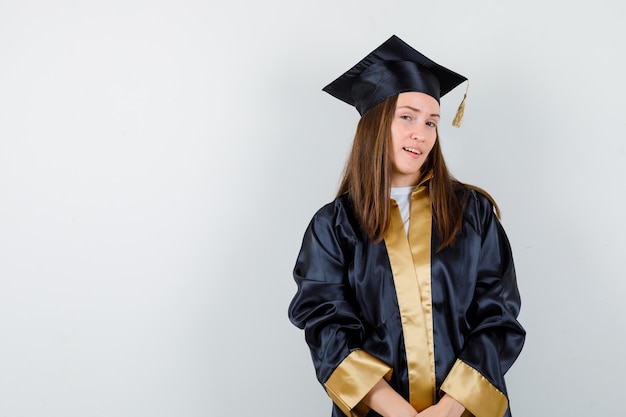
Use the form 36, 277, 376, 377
323, 35, 469, 126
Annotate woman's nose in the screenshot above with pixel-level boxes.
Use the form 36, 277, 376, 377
411, 127, 426, 141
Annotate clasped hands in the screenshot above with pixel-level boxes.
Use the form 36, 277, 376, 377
361, 378, 464, 417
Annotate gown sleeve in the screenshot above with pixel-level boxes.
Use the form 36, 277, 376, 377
288, 201, 392, 417
440, 193, 526, 417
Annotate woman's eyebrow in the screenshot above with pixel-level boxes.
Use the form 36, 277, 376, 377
397, 106, 440, 118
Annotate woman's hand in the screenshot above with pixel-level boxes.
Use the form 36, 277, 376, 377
361, 378, 418, 417
416, 394, 465, 417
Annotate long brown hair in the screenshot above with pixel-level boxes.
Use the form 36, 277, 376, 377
336, 95, 500, 250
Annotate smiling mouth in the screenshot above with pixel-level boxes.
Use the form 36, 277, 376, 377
403, 147, 422, 155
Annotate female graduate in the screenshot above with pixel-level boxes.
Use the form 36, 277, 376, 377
288, 35, 525, 417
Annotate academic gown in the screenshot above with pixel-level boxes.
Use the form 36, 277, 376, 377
288, 180, 525, 417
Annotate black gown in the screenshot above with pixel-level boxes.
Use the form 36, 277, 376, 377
288, 180, 525, 417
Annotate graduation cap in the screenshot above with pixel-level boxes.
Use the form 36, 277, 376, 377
323, 35, 469, 127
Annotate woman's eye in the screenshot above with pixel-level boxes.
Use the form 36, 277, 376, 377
401, 115, 412, 121
426, 121, 437, 127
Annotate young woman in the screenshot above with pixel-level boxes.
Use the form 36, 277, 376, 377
288, 35, 525, 417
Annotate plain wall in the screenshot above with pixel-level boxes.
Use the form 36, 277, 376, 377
1, 1, 625, 416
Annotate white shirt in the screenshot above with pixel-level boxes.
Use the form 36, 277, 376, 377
390, 186, 415, 234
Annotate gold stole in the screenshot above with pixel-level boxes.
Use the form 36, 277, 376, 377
384, 181, 436, 412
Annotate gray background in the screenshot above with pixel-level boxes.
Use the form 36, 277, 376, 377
1, 0, 624, 416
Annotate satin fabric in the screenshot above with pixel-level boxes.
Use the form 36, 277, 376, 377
386, 182, 436, 411
288, 187, 525, 417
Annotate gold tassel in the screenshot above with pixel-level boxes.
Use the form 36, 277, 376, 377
452, 81, 469, 128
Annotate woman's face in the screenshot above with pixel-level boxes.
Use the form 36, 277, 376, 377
389, 92, 439, 187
